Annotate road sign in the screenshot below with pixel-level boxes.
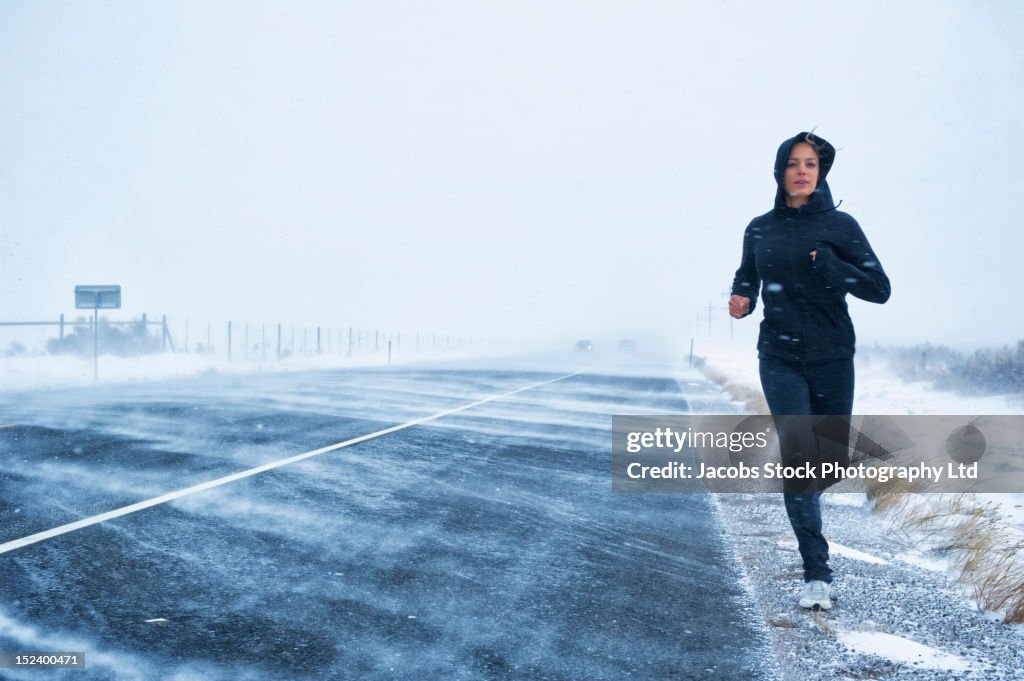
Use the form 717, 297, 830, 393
74, 285, 122, 381
75, 285, 121, 310
74, 282, 120, 309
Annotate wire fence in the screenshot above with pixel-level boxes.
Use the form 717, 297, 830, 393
0, 314, 495, 363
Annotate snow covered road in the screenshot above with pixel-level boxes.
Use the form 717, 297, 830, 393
0, 360, 776, 680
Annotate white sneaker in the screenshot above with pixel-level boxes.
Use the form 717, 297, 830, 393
799, 580, 832, 610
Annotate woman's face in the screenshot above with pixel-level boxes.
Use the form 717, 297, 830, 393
783, 142, 819, 207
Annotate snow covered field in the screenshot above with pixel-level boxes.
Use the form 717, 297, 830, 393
699, 342, 1024, 418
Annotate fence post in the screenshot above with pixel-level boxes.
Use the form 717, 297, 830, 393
317, 326, 322, 354
59, 313, 65, 340
163, 317, 176, 352
228, 321, 233, 362
388, 340, 392, 366
92, 306, 99, 382
277, 323, 282, 360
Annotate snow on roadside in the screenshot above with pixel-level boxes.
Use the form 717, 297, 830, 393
835, 630, 972, 673
893, 550, 950, 573
697, 341, 1023, 417
0, 346, 524, 393
777, 538, 890, 566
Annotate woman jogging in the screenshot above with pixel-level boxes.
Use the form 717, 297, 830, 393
728, 131, 891, 610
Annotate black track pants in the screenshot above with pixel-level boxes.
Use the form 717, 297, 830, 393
759, 356, 854, 584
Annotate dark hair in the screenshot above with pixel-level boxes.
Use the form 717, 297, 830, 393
796, 131, 825, 158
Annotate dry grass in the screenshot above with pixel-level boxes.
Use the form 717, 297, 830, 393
810, 609, 836, 634
864, 477, 927, 512
699, 362, 770, 415
883, 493, 1024, 623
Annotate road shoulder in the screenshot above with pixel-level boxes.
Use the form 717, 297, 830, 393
713, 491, 1024, 679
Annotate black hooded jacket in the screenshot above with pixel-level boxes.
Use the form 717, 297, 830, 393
731, 132, 891, 363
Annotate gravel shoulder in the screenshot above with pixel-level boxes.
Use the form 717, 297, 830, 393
714, 491, 1024, 680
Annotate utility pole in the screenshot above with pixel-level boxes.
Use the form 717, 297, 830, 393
721, 291, 734, 342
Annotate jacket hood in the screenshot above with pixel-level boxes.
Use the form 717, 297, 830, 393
773, 131, 836, 212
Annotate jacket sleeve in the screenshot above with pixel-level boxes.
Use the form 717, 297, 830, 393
813, 216, 891, 304
730, 220, 760, 316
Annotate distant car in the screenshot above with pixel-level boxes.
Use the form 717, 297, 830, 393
617, 339, 637, 352
575, 339, 593, 352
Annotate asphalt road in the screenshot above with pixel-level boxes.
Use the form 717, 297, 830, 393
0, 358, 775, 680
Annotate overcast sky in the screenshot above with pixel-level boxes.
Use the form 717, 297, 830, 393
3, 1, 1022, 350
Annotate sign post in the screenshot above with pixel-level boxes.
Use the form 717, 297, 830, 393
74, 285, 122, 382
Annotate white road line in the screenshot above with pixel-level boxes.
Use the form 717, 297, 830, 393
0, 370, 585, 556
